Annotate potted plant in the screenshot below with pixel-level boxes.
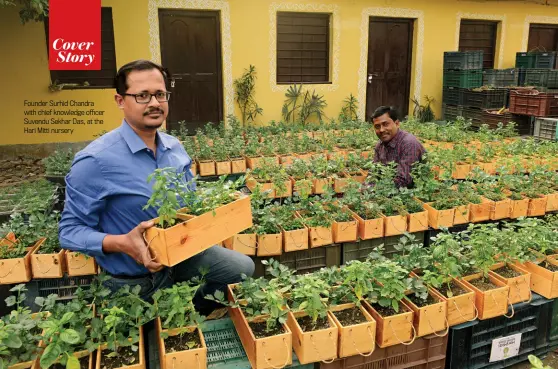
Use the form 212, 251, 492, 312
223, 227, 257, 256
403, 276, 448, 337
275, 204, 309, 253
96, 286, 156, 369
308, 157, 332, 194
402, 194, 429, 233
246, 159, 292, 198
143, 171, 252, 267
328, 202, 358, 244
42, 148, 74, 185
208, 276, 293, 369
254, 207, 283, 257
286, 159, 313, 198
227, 136, 247, 174
286, 274, 338, 364
211, 138, 231, 175
28, 212, 66, 279
343, 153, 367, 183
296, 200, 333, 248
341, 181, 384, 240
377, 196, 408, 237
195, 135, 216, 176
362, 259, 416, 348
66, 251, 97, 277
153, 280, 207, 369
460, 224, 511, 320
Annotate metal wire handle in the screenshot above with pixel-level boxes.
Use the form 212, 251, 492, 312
388, 318, 416, 346
349, 326, 375, 357
310, 332, 336, 364
262, 338, 290, 369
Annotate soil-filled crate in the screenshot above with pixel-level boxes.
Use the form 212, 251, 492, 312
443, 104, 464, 121
342, 232, 425, 264
509, 90, 558, 116
462, 107, 484, 127
23, 274, 94, 312
443, 70, 483, 88
445, 293, 553, 369
252, 243, 341, 278
522, 69, 558, 89
462, 88, 508, 109
320, 333, 448, 369
516, 52, 557, 69
202, 318, 312, 369
443, 87, 465, 105
534, 117, 558, 140
444, 51, 484, 70
483, 69, 519, 87
481, 110, 516, 130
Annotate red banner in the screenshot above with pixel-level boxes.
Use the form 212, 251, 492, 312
49, 0, 101, 70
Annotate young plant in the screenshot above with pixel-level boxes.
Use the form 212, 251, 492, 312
233, 65, 263, 125
368, 259, 412, 313
42, 149, 74, 176
290, 274, 330, 328
144, 167, 190, 228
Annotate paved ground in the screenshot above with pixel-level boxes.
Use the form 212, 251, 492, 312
509, 351, 558, 368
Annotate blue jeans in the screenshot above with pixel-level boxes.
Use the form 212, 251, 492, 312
103, 246, 254, 314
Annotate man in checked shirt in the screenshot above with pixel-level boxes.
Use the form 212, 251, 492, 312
372, 106, 426, 188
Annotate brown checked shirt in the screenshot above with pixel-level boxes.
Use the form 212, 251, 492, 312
373, 130, 426, 188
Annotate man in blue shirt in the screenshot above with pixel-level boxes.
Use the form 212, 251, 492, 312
59, 60, 254, 314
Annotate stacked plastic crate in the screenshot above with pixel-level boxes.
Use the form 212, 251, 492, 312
511, 52, 558, 135
442, 51, 484, 125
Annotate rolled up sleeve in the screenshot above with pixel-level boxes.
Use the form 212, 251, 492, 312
59, 154, 108, 257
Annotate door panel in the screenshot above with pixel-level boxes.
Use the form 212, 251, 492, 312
159, 10, 223, 133
365, 18, 414, 121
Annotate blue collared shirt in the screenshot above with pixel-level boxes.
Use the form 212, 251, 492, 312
59, 121, 195, 276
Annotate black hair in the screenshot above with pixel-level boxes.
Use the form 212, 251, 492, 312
371, 106, 399, 122
114, 60, 171, 95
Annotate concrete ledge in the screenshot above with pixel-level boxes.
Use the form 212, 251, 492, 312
0, 141, 91, 159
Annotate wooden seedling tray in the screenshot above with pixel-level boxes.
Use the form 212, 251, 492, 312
0, 232, 38, 285
528, 195, 548, 216
96, 326, 145, 369
227, 285, 292, 369
460, 273, 510, 320
286, 311, 338, 364
510, 198, 529, 219
350, 210, 384, 240
383, 214, 407, 237
66, 251, 98, 277
452, 164, 471, 179
362, 300, 415, 348
404, 289, 448, 337
431, 278, 477, 327
519, 254, 558, 299
145, 196, 253, 266
344, 171, 366, 184
155, 318, 207, 369
469, 197, 492, 223
490, 198, 511, 220
329, 303, 376, 358
423, 202, 455, 229
312, 178, 332, 194
246, 178, 275, 198
408, 210, 429, 233
280, 155, 294, 166
230, 158, 247, 174
480, 161, 497, 175
489, 262, 531, 304
197, 160, 216, 176
215, 160, 232, 175
545, 192, 558, 212
223, 233, 257, 256
290, 178, 312, 197
333, 177, 348, 193
31, 241, 66, 279
332, 214, 358, 243
257, 233, 282, 257
283, 227, 309, 252
453, 204, 470, 225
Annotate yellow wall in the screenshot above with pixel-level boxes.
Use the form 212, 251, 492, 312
2, 0, 558, 145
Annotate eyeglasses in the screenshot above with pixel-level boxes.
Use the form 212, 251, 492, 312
122, 91, 171, 104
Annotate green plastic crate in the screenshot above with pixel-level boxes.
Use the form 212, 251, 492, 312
203, 318, 312, 369
550, 298, 558, 342
516, 52, 537, 69
443, 70, 483, 88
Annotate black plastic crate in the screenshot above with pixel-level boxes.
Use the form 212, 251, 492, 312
444, 70, 483, 88
516, 52, 556, 69
252, 243, 341, 277
522, 69, 558, 89
443, 87, 465, 105
462, 107, 484, 127
483, 69, 518, 87
462, 89, 508, 109
446, 293, 553, 369
342, 232, 425, 264
23, 274, 95, 312
443, 104, 464, 121
444, 51, 484, 70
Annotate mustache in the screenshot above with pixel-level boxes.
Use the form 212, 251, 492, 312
144, 109, 164, 116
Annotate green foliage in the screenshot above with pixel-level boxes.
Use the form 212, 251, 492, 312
282, 85, 327, 125
411, 95, 435, 123
0, 0, 48, 24
42, 149, 74, 176
290, 274, 330, 325
234, 65, 263, 125
144, 168, 186, 228
339, 94, 359, 122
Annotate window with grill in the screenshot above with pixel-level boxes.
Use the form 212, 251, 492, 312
44, 7, 117, 89
276, 12, 331, 84
459, 19, 498, 69
528, 23, 558, 52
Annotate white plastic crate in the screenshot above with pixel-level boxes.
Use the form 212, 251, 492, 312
534, 117, 558, 140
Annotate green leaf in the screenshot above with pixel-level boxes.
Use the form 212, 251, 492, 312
61, 329, 81, 345
66, 355, 80, 369
40, 343, 62, 369
4, 334, 22, 349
